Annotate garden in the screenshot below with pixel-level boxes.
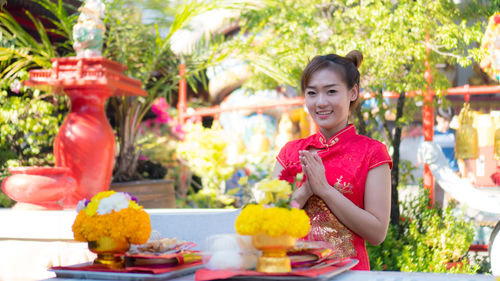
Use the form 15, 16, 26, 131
1, 0, 499, 276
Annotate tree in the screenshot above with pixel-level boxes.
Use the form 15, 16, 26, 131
222, 0, 499, 226
103, 0, 247, 182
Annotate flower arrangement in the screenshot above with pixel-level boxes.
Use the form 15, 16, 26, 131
72, 191, 151, 244
235, 170, 310, 238
235, 203, 310, 237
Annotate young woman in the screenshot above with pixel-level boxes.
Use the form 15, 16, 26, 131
273, 51, 392, 270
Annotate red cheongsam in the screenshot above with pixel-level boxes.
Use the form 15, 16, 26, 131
277, 124, 392, 270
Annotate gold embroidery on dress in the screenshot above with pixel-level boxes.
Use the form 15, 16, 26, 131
333, 176, 353, 194
318, 135, 338, 148
304, 196, 357, 260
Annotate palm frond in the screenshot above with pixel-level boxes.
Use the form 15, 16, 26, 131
0, 12, 40, 48
32, 0, 78, 41
25, 11, 55, 59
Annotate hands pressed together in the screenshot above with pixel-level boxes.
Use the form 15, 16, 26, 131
288, 149, 391, 245
292, 150, 330, 206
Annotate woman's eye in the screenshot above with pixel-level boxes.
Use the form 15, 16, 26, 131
306, 91, 316, 96
328, 89, 336, 94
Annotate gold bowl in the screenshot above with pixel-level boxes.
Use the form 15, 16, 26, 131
88, 236, 129, 269
252, 233, 296, 273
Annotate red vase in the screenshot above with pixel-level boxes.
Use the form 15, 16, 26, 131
1, 57, 146, 209
54, 88, 115, 200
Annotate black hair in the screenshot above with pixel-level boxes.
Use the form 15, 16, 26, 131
300, 50, 363, 111
437, 106, 454, 121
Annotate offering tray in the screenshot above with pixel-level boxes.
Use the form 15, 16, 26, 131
195, 258, 358, 281
50, 250, 202, 280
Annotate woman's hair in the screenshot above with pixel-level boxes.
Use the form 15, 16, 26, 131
300, 50, 363, 111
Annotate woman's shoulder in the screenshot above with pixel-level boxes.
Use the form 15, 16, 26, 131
351, 134, 393, 169
277, 135, 316, 165
351, 133, 388, 149
281, 134, 316, 150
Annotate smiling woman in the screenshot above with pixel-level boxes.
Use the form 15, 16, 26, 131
272, 50, 392, 271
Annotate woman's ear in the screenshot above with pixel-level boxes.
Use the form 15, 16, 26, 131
349, 85, 359, 102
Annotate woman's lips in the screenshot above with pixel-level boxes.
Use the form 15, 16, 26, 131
316, 110, 332, 119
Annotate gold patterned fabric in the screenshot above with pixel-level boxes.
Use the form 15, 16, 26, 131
303, 195, 357, 260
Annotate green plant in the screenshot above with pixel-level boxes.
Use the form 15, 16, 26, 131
102, 0, 238, 182
367, 188, 479, 273
0, 0, 76, 83
0, 72, 66, 207
176, 122, 241, 208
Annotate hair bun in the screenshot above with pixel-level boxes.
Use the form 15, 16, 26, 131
345, 50, 363, 68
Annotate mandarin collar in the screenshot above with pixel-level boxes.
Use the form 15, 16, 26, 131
309, 124, 357, 149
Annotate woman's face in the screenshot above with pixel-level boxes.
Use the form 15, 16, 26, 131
304, 67, 358, 139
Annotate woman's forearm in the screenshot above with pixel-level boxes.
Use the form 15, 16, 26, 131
317, 187, 387, 245
315, 165, 391, 245
291, 185, 311, 208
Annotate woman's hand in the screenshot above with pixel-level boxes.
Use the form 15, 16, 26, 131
272, 161, 312, 208
299, 150, 329, 196
291, 180, 313, 208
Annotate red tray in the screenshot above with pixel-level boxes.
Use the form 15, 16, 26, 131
195, 258, 358, 281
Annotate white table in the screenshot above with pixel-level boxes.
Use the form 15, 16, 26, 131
44, 270, 496, 281
1, 209, 497, 281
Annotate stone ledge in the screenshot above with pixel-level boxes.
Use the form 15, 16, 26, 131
0, 209, 240, 244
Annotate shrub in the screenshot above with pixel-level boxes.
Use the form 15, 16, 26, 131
368, 188, 478, 273
0, 74, 66, 207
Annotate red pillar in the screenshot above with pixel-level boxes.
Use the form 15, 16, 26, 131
423, 34, 435, 205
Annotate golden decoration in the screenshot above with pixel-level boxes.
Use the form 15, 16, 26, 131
252, 233, 296, 273
455, 103, 478, 159
88, 236, 130, 269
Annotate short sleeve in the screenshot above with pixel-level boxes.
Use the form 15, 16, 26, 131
276, 142, 290, 168
368, 142, 393, 170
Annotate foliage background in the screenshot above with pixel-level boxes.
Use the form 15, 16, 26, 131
219, 0, 499, 226
0, 0, 76, 207
367, 188, 480, 273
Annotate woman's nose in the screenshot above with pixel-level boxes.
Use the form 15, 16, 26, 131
316, 93, 328, 106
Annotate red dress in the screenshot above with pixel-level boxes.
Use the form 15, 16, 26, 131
277, 125, 392, 270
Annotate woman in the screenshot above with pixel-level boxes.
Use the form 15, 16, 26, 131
273, 51, 392, 270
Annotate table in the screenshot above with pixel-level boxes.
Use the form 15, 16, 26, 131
44, 270, 496, 281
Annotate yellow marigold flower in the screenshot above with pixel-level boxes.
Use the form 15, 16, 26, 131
261, 207, 289, 237
94, 190, 116, 201
85, 190, 116, 216
129, 201, 141, 210
235, 205, 311, 238
72, 191, 151, 244
85, 201, 99, 216
289, 208, 311, 238
235, 204, 264, 235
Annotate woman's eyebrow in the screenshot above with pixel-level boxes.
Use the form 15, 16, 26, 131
306, 83, 338, 89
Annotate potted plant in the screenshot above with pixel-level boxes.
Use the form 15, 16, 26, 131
101, 0, 228, 207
